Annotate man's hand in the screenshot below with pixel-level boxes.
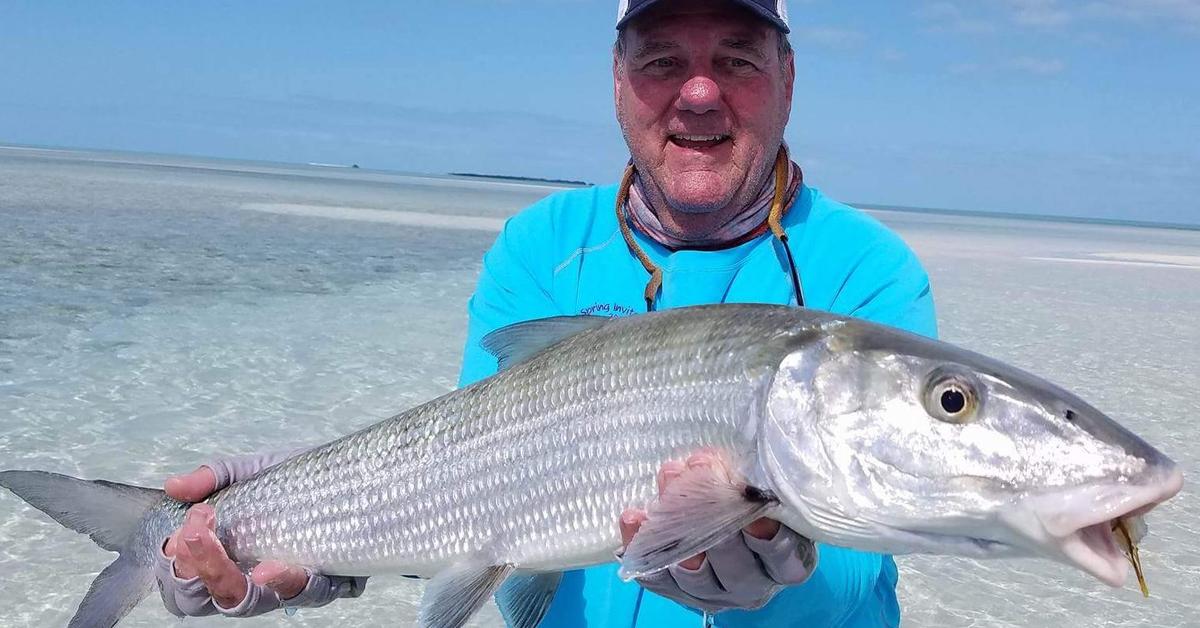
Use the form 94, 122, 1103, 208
163, 468, 308, 607
618, 451, 816, 612
155, 453, 368, 618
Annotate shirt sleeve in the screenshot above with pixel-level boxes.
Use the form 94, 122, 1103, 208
716, 545, 896, 628
457, 214, 562, 388
831, 220, 938, 340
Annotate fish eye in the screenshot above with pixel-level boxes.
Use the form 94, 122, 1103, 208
923, 371, 980, 424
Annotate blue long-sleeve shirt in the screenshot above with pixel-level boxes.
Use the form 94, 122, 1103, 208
457, 182, 937, 627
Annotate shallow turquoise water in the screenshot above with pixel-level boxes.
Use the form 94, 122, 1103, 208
1, 146, 1197, 627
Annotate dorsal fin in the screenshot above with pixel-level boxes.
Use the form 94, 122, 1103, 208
482, 316, 609, 371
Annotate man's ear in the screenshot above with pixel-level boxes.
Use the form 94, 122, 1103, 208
783, 50, 796, 112
613, 50, 622, 108
614, 51, 624, 101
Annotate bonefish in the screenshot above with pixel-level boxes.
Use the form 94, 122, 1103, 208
0, 304, 1183, 627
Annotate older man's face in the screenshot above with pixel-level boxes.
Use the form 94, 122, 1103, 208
614, 1, 794, 214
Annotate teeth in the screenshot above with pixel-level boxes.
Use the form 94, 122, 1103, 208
673, 135, 726, 142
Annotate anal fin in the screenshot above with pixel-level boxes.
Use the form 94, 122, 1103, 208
618, 460, 778, 581
495, 571, 562, 628
419, 563, 515, 628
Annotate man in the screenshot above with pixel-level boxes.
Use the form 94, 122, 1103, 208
156, 0, 936, 625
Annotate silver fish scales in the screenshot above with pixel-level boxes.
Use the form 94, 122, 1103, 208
212, 304, 787, 575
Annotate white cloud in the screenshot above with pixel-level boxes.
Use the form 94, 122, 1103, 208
920, 0, 1200, 32
945, 57, 1066, 76
918, 2, 998, 33
1001, 0, 1072, 26
1005, 56, 1067, 74
1085, 0, 1200, 29
792, 27, 867, 48
948, 61, 983, 75
919, 0, 1071, 31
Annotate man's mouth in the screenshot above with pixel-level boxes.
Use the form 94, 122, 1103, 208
668, 134, 730, 149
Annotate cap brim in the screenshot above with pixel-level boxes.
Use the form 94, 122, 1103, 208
617, 0, 790, 33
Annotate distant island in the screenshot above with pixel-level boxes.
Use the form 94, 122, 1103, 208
451, 172, 592, 187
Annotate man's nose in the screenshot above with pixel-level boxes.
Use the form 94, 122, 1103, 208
677, 76, 721, 114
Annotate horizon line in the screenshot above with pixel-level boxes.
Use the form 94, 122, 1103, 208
2, 140, 1197, 233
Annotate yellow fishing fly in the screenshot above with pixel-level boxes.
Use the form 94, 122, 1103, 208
1113, 518, 1149, 597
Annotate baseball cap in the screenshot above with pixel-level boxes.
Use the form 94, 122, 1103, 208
616, 0, 790, 33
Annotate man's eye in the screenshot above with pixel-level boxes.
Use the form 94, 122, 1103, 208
648, 58, 676, 69
728, 58, 755, 69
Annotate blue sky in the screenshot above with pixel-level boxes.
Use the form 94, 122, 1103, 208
1, 1, 1197, 225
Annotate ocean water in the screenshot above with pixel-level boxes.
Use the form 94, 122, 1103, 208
0, 146, 1197, 627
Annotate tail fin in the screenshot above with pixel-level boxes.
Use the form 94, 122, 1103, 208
0, 470, 165, 628
68, 554, 156, 628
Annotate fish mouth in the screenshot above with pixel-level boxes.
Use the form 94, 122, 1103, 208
1008, 466, 1183, 588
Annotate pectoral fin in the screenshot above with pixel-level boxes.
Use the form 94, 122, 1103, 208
617, 462, 778, 581
418, 563, 515, 628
